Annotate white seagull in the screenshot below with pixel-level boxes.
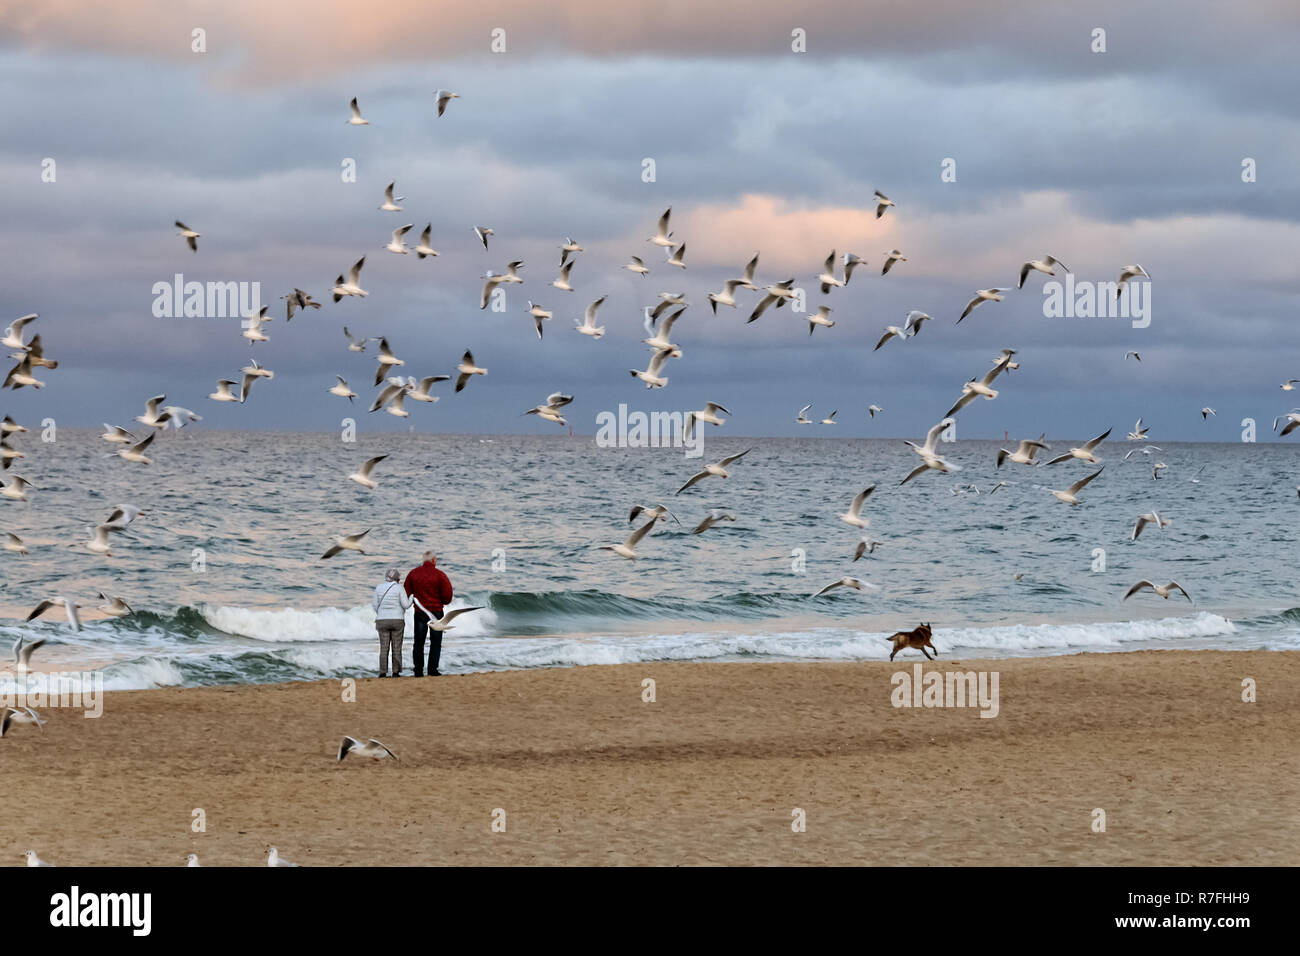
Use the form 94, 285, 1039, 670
414, 224, 439, 259
455, 351, 487, 392
574, 296, 607, 338
347, 97, 369, 125
320, 530, 370, 560
1018, 255, 1070, 288
1123, 580, 1190, 602
434, 89, 460, 116
958, 288, 1008, 324
175, 222, 200, 252
1116, 264, 1150, 299
814, 577, 879, 597
348, 455, 388, 490
600, 518, 659, 560
378, 183, 404, 212
332, 258, 368, 300
900, 418, 961, 485
1048, 467, 1104, 505
339, 736, 398, 761
676, 449, 751, 495
839, 485, 875, 529
1045, 428, 1111, 465
384, 223, 414, 254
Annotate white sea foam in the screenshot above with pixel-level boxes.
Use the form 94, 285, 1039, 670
201, 601, 498, 643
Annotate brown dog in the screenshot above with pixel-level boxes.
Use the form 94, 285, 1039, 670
887, 623, 937, 661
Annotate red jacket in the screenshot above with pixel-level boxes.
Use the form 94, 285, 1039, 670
404, 560, 453, 614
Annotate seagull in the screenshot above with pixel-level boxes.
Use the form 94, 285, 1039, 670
882, 250, 908, 275
676, 448, 752, 495
101, 504, 144, 531
958, 288, 1007, 324
552, 260, 576, 292
649, 292, 688, 320
630, 347, 674, 389
867, 405, 883, 418
384, 223, 414, 254
280, 288, 320, 321
3, 707, 45, 736
328, 376, 356, 402
945, 351, 1017, 417
434, 89, 460, 116
27, 596, 82, 631
524, 392, 573, 425
96, 592, 133, 617
320, 530, 370, 560
175, 221, 200, 252
4, 531, 27, 554
624, 256, 650, 277
455, 351, 487, 392
1151, 462, 1168, 480
0, 472, 37, 498
647, 207, 674, 248
370, 382, 410, 418
988, 481, 1010, 494
525, 301, 552, 339
344, 327, 373, 353
820, 410, 838, 426
0, 440, 23, 467
839, 485, 875, 529
903, 311, 933, 337
267, 848, 300, 867
209, 379, 241, 403
1274, 410, 1300, 437
373, 338, 405, 385
25, 850, 53, 867
807, 306, 835, 335
1201, 407, 1216, 419
347, 455, 387, 490
332, 258, 368, 300
1122, 444, 1162, 460
692, 510, 736, 534
664, 242, 688, 269
900, 418, 961, 485
873, 190, 895, 219
1116, 264, 1150, 299
813, 577, 878, 597
1132, 511, 1171, 541
480, 261, 523, 310
428, 606, 484, 632
840, 252, 867, 285
162, 405, 202, 429
405, 375, 449, 403
1127, 418, 1149, 441
100, 423, 136, 444
83, 523, 120, 556
708, 279, 745, 314
874, 325, 910, 351
684, 402, 729, 440
795, 403, 814, 425
1, 314, 36, 351
3, 355, 43, 389
1281, 380, 1300, 392
338, 736, 398, 761
1, 415, 25, 435
1125, 351, 1142, 362
1045, 428, 1111, 465
997, 434, 1049, 467
853, 539, 882, 561
21, 335, 57, 370
1048, 467, 1104, 505
378, 183, 405, 212
816, 250, 844, 293
1123, 580, 1190, 602
559, 237, 584, 265
240, 306, 271, 346
414, 224, 439, 259
473, 226, 494, 250
736, 252, 761, 289
574, 297, 607, 338
628, 504, 681, 526
642, 306, 683, 356
347, 97, 368, 126
13, 636, 47, 667
1018, 255, 1070, 288
747, 280, 796, 323
600, 518, 660, 559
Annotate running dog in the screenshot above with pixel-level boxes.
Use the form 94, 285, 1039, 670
887, 623, 937, 661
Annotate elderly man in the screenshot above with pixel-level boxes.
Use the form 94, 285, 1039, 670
403, 551, 454, 676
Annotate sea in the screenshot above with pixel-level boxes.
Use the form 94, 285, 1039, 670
1, 430, 1296, 691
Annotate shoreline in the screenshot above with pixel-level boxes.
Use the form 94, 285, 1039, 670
3, 650, 1296, 866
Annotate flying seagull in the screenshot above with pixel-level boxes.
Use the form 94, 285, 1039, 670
676, 449, 752, 495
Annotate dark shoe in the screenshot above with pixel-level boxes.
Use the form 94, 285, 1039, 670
393, 671, 402, 677
378, 673, 388, 678
413, 672, 424, 678
429, 670, 441, 676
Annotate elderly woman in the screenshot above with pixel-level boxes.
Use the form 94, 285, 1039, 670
372, 568, 413, 677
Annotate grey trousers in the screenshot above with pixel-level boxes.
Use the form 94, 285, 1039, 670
376, 620, 404, 674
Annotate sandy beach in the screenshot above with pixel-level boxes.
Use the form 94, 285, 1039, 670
3, 651, 1297, 866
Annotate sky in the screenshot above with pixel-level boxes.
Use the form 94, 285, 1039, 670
1, 1, 1298, 441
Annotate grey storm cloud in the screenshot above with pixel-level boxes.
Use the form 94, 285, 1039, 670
1, 3, 1298, 441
